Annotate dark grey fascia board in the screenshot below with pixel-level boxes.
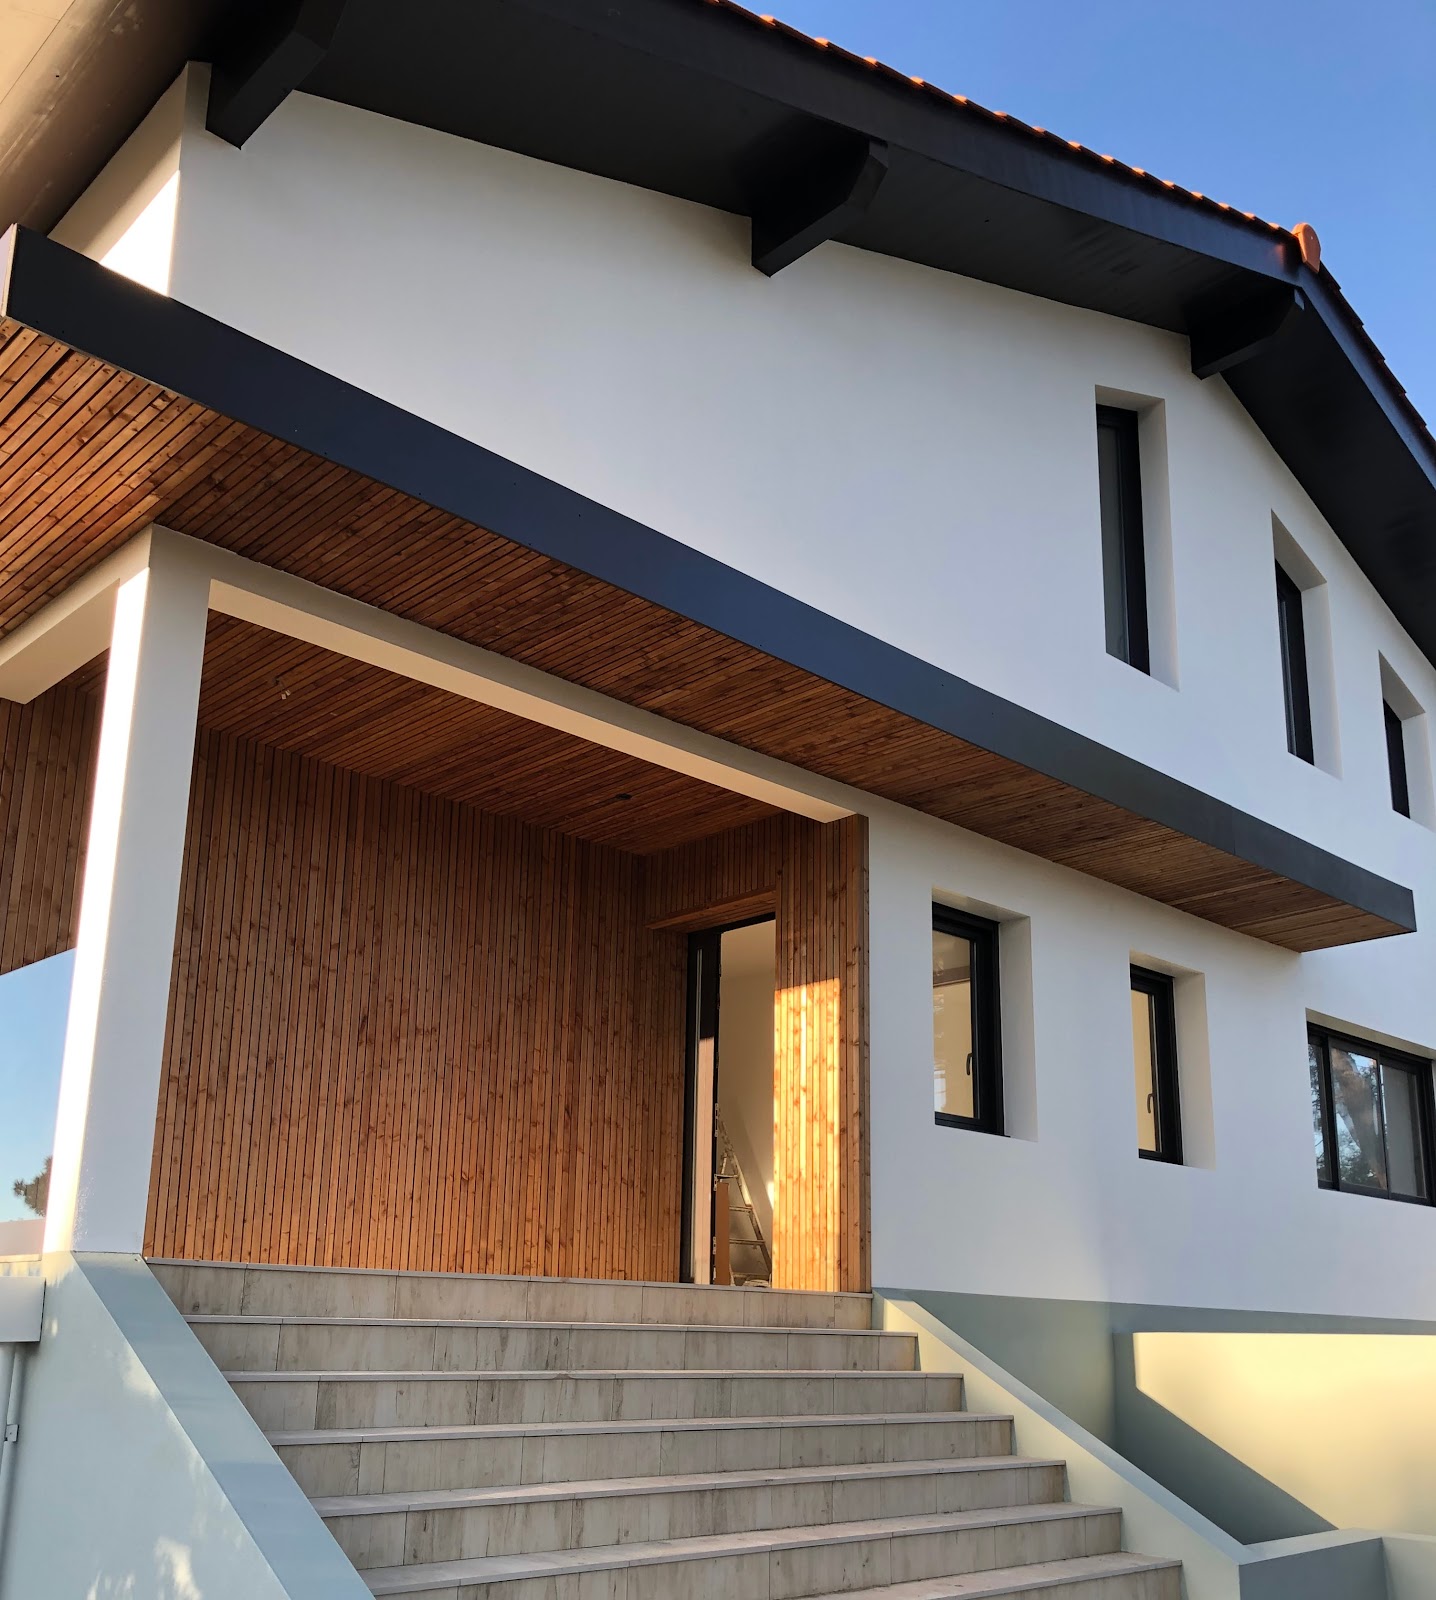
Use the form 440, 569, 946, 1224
0, 226, 1415, 935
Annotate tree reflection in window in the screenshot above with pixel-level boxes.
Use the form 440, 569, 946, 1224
1310, 1026, 1433, 1203
1328, 1044, 1385, 1190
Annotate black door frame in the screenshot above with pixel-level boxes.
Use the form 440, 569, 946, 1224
678, 913, 775, 1285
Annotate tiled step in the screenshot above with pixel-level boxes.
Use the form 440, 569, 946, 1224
816, 1553, 1182, 1598
314, 1457, 1067, 1568
151, 1259, 870, 1329
232, 1369, 965, 1432
272, 1411, 1016, 1497
358, 1503, 1122, 1598
190, 1315, 915, 1374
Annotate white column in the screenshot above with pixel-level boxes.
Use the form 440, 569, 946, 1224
43, 545, 209, 1255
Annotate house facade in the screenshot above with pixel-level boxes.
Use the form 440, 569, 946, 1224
0, 3, 1434, 1597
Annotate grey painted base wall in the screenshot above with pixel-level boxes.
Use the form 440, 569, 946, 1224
897, 1287, 1436, 1547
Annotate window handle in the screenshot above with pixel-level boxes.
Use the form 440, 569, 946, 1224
966, 1052, 974, 1078
1146, 1092, 1155, 1113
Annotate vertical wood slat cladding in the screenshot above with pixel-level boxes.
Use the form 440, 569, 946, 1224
644, 815, 870, 1295
144, 726, 690, 1278
0, 680, 866, 1286
0, 686, 97, 976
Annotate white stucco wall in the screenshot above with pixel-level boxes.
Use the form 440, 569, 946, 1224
866, 797, 1436, 1318
155, 84, 1436, 886
54, 74, 1436, 1320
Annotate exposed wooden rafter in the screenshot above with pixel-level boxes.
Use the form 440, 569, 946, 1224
1188, 285, 1307, 380
206, 0, 348, 147
751, 135, 890, 277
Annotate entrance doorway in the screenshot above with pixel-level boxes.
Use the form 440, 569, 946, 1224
681, 916, 776, 1286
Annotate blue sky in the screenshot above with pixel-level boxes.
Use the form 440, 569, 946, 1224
0, 951, 71, 1221
767, 0, 1436, 426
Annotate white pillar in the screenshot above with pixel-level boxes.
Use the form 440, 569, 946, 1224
43, 545, 209, 1255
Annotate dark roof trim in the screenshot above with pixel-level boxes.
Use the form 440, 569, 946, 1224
2, 227, 1414, 938
1302, 267, 1436, 497
517, 0, 1296, 279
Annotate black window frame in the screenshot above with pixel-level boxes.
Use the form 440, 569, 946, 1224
1095, 405, 1150, 675
1385, 701, 1411, 818
1274, 562, 1315, 764
1131, 966, 1182, 1164
1309, 1025, 1436, 1205
931, 904, 1004, 1136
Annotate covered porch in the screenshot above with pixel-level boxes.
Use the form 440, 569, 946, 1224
0, 529, 869, 1291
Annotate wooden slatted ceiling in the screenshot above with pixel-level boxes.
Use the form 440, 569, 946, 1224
67, 615, 780, 855
0, 314, 1405, 951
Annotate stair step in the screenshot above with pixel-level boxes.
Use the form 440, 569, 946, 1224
151, 1259, 871, 1328
231, 1369, 964, 1432
189, 1314, 914, 1373
314, 1457, 1067, 1567
270, 1412, 1015, 1497
359, 1503, 1122, 1597
816, 1553, 1182, 1598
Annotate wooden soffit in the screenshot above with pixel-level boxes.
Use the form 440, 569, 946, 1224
0, 227, 1415, 952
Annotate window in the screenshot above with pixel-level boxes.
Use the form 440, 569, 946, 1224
1096, 406, 1149, 673
1275, 562, 1314, 763
1309, 1026, 1434, 1203
1131, 967, 1182, 1162
932, 905, 1002, 1134
1385, 701, 1411, 817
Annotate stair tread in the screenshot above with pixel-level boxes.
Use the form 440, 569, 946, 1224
152, 1257, 870, 1297
809, 1553, 1182, 1598
268, 1409, 1001, 1445
312, 1454, 1063, 1515
191, 1313, 896, 1335
360, 1503, 1121, 1592
229, 1366, 950, 1382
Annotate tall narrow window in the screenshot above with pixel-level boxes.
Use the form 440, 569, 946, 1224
932, 905, 1003, 1134
1385, 701, 1411, 817
1275, 562, 1314, 763
1096, 406, 1149, 673
1131, 967, 1181, 1163
1309, 1026, 1434, 1203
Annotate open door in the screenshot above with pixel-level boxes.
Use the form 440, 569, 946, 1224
680, 917, 778, 1287
680, 929, 720, 1284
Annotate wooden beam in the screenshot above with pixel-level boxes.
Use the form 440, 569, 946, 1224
207, 0, 349, 149
1189, 285, 1306, 380
751, 137, 889, 277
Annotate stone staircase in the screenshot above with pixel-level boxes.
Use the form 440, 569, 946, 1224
151, 1261, 1181, 1600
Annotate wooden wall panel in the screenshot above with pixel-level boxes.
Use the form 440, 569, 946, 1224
0, 678, 866, 1286
644, 814, 870, 1294
0, 685, 97, 976
144, 726, 690, 1278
